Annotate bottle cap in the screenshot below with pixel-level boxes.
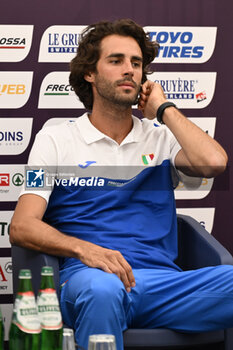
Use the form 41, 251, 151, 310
19, 269, 32, 279
41, 266, 54, 276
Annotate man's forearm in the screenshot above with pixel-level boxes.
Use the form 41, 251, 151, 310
10, 216, 81, 258
10, 215, 136, 292
163, 107, 228, 177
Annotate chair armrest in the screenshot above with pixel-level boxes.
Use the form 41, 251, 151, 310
176, 214, 233, 270
11, 245, 60, 299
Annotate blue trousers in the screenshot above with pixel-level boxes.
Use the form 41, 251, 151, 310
60, 265, 233, 350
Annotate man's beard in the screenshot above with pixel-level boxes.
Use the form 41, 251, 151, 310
94, 74, 141, 108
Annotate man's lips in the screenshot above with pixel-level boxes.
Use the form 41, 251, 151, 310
118, 82, 135, 88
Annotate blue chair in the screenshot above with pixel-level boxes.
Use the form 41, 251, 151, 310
11, 214, 233, 349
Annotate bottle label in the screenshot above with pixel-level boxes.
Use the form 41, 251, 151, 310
37, 288, 63, 330
13, 291, 41, 334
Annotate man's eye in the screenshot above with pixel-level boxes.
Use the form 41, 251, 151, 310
132, 62, 140, 67
111, 60, 120, 64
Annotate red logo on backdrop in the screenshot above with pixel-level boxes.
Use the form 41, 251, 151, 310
0, 265, 7, 282
0, 173, 10, 186
196, 91, 207, 103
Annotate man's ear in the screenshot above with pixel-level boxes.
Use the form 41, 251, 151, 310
84, 72, 95, 83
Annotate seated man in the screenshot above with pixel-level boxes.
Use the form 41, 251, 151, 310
10, 19, 232, 350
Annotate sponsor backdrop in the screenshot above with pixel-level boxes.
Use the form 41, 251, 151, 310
0, 0, 232, 342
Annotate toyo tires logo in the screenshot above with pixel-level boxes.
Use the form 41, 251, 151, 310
144, 26, 217, 63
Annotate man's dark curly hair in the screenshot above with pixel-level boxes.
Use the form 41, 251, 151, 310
69, 19, 159, 110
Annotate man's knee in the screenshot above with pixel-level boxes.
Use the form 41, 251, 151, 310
81, 271, 125, 307
60, 268, 129, 328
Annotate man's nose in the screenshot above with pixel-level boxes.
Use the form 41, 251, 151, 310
122, 60, 134, 76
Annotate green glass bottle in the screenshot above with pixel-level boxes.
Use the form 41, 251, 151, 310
0, 306, 4, 350
37, 266, 63, 350
9, 269, 41, 350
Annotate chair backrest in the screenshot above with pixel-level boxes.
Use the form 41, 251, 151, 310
176, 214, 233, 269
11, 246, 60, 299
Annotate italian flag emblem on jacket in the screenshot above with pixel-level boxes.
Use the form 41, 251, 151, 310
142, 154, 154, 165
